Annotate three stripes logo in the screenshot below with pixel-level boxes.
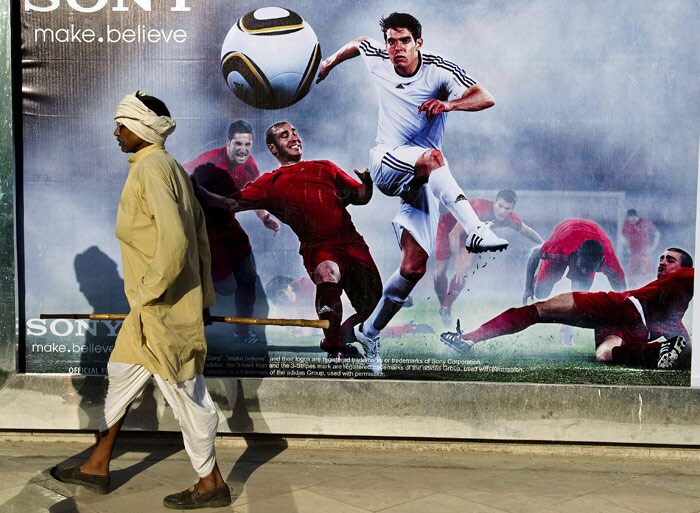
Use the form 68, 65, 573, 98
466, 233, 484, 251
455, 194, 468, 203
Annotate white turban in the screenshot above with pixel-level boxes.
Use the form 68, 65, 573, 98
114, 91, 176, 145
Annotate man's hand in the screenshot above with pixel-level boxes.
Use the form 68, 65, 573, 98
263, 215, 281, 235
522, 288, 534, 305
203, 308, 212, 326
354, 168, 372, 185
418, 98, 449, 121
222, 197, 240, 217
350, 168, 373, 205
316, 58, 334, 83
453, 250, 471, 287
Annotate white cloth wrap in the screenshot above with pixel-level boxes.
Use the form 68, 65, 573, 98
114, 92, 176, 144
102, 362, 219, 478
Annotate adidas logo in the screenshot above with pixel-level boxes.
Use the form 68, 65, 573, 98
318, 305, 333, 315
396, 84, 405, 89
455, 194, 468, 203
468, 235, 483, 247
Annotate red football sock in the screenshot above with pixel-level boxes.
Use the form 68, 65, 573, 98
611, 342, 661, 367
434, 274, 448, 306
316, 282, 343, 351
463, 305, 540, 343
443, 276, 466, 309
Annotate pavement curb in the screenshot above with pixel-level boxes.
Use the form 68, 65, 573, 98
3, 430, 700, 461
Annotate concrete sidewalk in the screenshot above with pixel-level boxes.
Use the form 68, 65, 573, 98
1, 434, 700, 512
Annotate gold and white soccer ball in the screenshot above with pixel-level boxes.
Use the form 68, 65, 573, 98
221, 7, 322, 110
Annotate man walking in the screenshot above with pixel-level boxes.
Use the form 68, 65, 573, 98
51, 91, 231, 509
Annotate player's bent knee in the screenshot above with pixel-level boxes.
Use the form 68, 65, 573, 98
415, 149, 445, 176
313, 260, 341, 283
399, 265, 426, 283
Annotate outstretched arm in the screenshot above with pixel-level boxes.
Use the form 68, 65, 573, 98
447, 223, 471, 286
419, 83, 495, 121
519, 222, 544, 244
190, 177, 258, 215
191, 178, 239, 212
316, 37, 367, 83
523, 246, 543, 304
650, 226, 661, 252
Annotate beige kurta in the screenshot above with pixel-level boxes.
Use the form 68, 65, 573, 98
112, 144, 215, 383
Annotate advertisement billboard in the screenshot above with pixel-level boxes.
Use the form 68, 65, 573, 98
19, 0, 699, 385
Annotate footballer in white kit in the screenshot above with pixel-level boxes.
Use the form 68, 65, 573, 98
360, 36, 482, 254
317, 12, 507, 374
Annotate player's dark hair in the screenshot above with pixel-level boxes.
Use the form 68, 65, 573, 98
626, 209, 638, 217
380, 12, 422, 41
228, 119, 254, 139
577, 239, 604, 268
266, 275, 295, 305
265, 121, 289, 146
496, 189, 517, 205
667, 247, 693, 268
135, 91, 171, 117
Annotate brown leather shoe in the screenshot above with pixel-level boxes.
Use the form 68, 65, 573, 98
163, 483, 232, 509
50, 465, 110, 494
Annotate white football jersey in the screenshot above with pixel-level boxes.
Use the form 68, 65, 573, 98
359, 38, 476, 149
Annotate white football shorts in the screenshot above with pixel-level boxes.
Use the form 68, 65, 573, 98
370, 144, 441, 255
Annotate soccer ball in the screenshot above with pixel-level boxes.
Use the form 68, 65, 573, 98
221, 7, 322, 110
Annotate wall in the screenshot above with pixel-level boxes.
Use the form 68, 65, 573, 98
0, 0, 16, 377
2, 2, 699, 446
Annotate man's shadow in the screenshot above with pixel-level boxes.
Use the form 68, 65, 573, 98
0, 248, 185, 512
72, 246, 158, 430
221, 378, 296, 511
46, 247, 177, 497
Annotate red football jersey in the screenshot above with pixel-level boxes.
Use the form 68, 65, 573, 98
627, 267, 694, 340
541, 219, 624, 279
184, 148, 260, 235
237, 160, 363, 246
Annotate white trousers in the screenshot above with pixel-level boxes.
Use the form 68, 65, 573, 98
101, 362, 219, 478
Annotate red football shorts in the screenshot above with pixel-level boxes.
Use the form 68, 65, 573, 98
572, 291, 648, 347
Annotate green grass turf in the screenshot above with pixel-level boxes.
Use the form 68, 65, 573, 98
248, 299, 691, 386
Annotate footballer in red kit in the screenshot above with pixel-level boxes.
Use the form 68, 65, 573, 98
221, 122, 383, 363
434, 190, 543, 325
441, 248, 693, 370
184, 120, 280, 345
621, 209, 660, 287
524, 218, 626, 302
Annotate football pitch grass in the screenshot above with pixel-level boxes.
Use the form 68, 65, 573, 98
208, 299, 691, 387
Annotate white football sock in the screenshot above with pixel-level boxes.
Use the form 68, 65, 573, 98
428, 165, 480, 230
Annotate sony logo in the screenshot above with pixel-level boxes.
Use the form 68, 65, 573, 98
25, 0, 190, 13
